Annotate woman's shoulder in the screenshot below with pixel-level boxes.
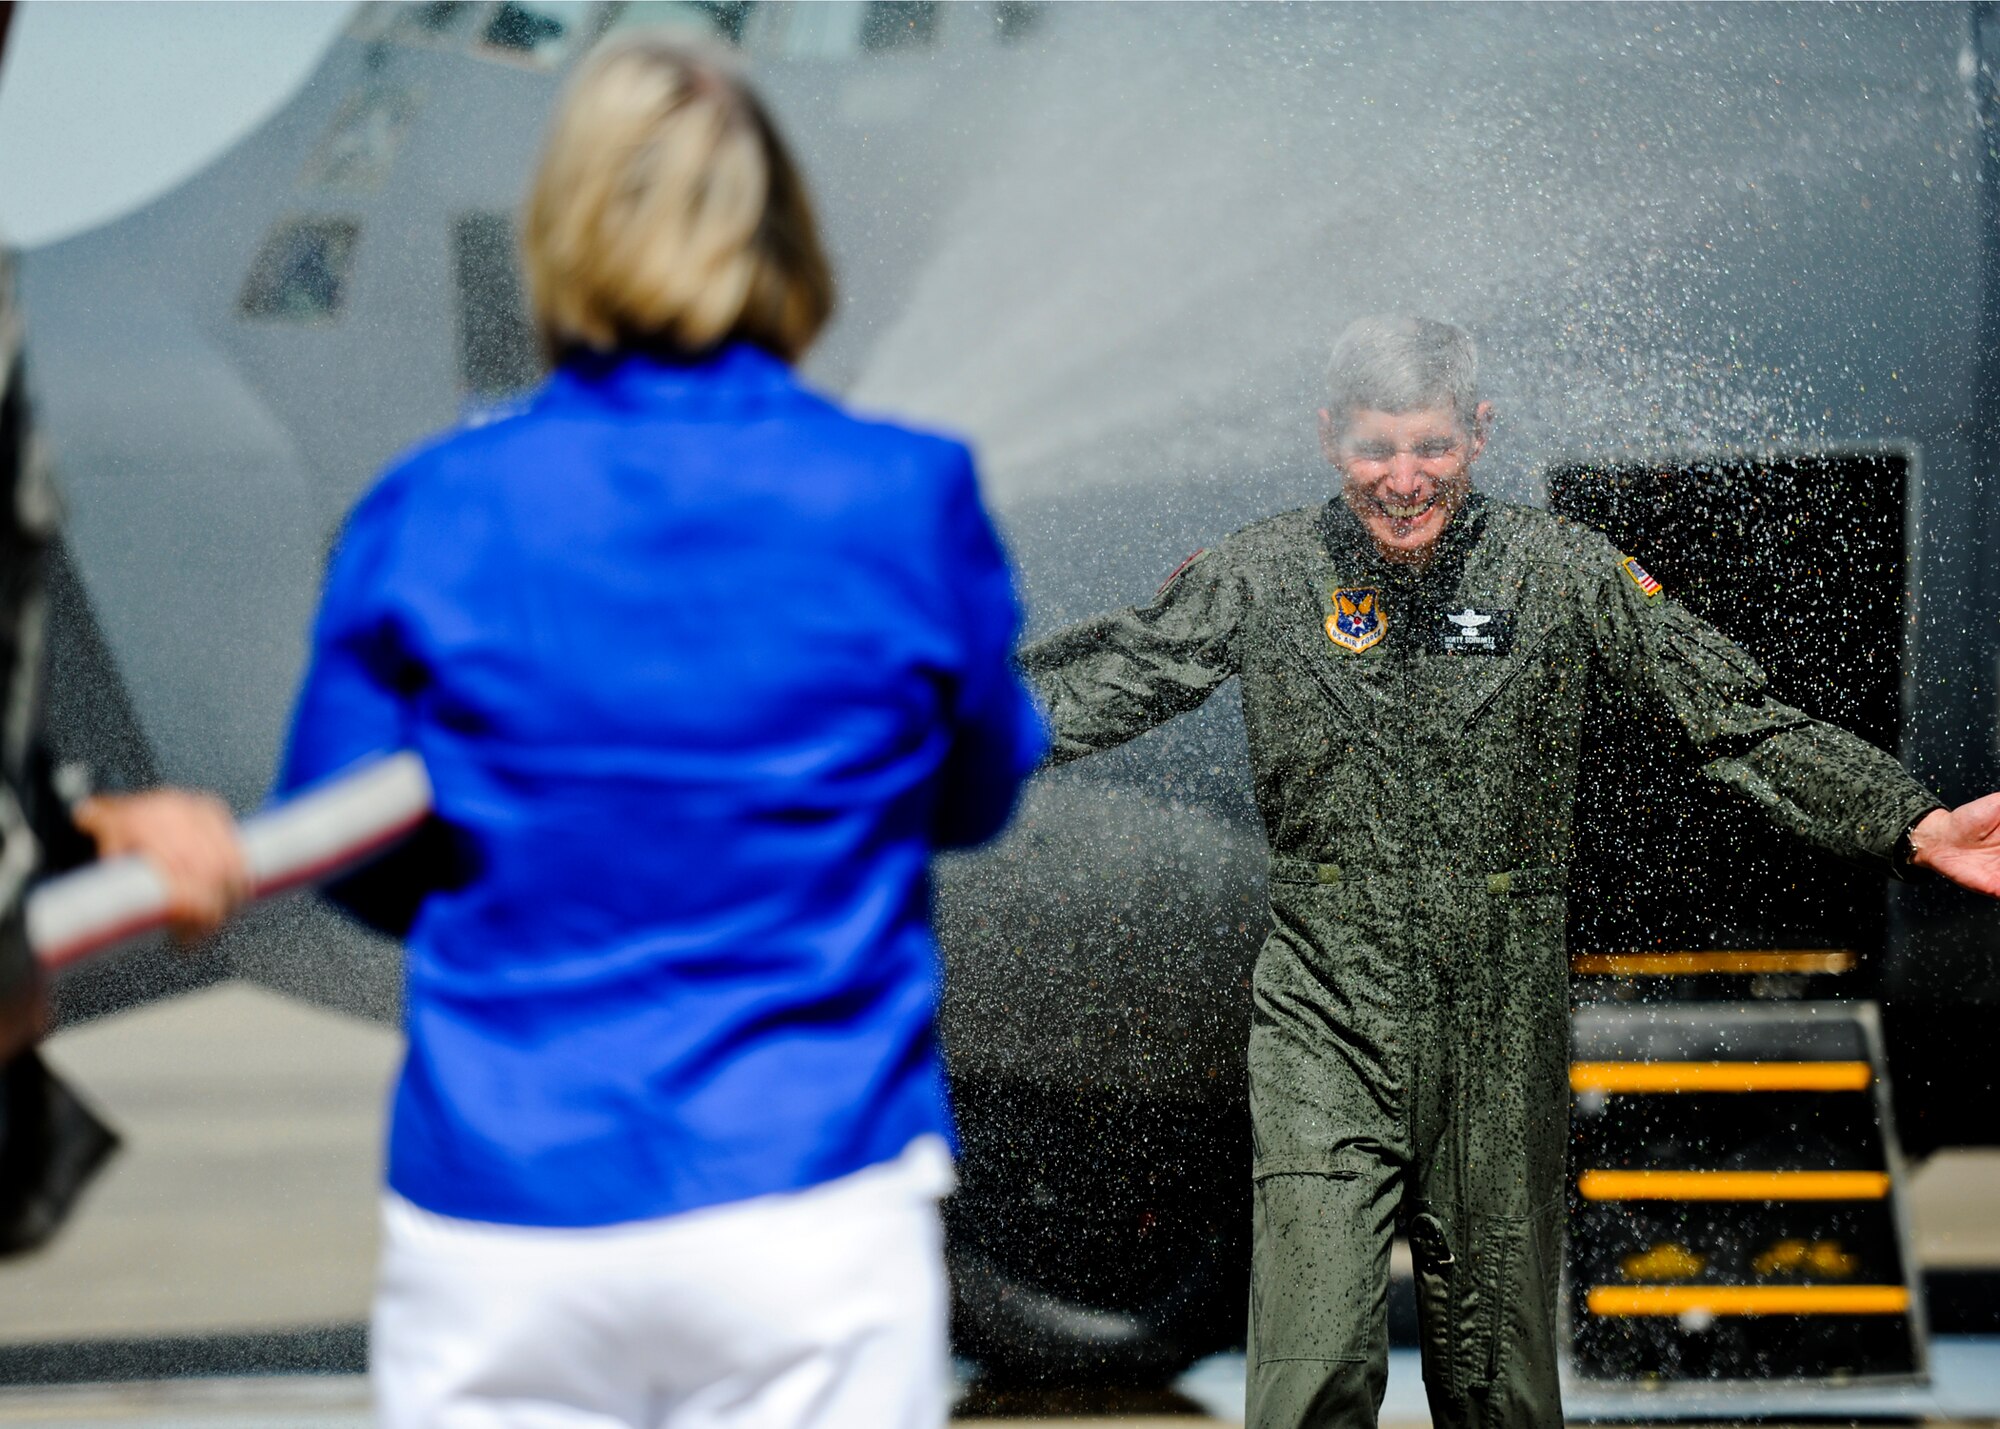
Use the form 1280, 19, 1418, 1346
756, 390, 984, 532
358, 393, 561, 513
355, 375, 983, 545
790, 387, 975, 478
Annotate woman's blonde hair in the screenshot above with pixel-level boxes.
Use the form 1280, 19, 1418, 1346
522, 32, 834, 363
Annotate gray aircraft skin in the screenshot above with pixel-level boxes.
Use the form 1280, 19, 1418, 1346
17, 0, 2000, 1373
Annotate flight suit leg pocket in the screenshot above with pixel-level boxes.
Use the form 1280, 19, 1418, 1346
1412, 1211, 1529, 1403
1465, 1216, 1525, 1393
1251, 1168, 1375, 1364
1408, 1211, 1461, 1399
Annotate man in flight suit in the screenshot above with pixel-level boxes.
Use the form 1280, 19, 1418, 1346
1019, 315, 2000, 1429
0, 238, 248, 1250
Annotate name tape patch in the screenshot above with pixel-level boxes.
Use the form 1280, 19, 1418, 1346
1436, 607, 1516, 655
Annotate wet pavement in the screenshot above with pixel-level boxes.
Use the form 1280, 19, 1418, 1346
0, 1376, 368, 1427
0, 1374, 1253, 1427
1, 985, 1999, 1425
11, 1345, 2000, 1426
0, 1372, 1237, 1427
11, 1343, 2000, 1427
0, 984, 396, 1342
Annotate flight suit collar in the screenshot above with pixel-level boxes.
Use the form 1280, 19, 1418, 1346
1318, 490, 1490, 592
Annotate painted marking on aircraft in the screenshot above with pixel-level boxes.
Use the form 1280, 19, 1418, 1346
1570, 1061, 1872, 1094
1570, 949, 1856, 976
1587, 1284, 1909, 1317
1578, 1170, 1891, 1202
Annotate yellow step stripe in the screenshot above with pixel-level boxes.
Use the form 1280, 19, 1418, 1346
1578, 1170, 1890, 1201
1571, 950, 1855, 976
1588, 1284, 1909, 1317
1570, 1061, 1872, 1093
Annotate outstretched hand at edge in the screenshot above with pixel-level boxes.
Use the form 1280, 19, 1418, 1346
1909, 793, 2000, 898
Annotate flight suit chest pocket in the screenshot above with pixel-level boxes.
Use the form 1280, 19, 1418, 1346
1450, 620, 1562, 727
1275, 619, 1388, 726
1251, 1168, 1377, 1364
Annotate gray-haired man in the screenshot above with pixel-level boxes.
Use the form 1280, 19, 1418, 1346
1021, 315, 2000, 1428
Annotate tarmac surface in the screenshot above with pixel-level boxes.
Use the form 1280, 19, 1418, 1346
10, 1345, 2000, 1427
0, 1374, 1247, 1428
0, 983, 1998, 1426
0, 984, 395, 1341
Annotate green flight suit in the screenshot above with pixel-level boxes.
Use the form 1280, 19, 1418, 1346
1019, 492, 1940, 1429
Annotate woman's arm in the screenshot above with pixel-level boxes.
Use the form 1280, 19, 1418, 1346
930, 448, 1048, 851
275, 480, 448, 932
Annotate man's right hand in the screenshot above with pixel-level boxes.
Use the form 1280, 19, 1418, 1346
71, 790, 251, 941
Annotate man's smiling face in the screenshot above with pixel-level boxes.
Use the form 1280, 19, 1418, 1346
1320, 402, 1491, 564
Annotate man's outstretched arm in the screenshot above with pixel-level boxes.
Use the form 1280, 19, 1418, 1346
1586, 536, 1952, 879
1019, 544, 1248, 765
928, 447, 1049, 850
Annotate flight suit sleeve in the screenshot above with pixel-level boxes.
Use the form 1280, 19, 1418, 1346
1586, 544, 1942, 868
1018, 543, 1247, 766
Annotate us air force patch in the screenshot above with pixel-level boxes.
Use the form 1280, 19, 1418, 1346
1437, 607, 1516, 655
1326, 588, 1385, 653
1621, 556, 1663, 598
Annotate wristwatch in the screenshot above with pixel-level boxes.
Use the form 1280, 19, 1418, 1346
1891, 806, 1946, 881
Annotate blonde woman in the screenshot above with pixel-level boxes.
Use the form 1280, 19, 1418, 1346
275, 35, 1044, 1429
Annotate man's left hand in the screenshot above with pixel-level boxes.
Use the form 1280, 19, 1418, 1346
1908, 795, 2000, 897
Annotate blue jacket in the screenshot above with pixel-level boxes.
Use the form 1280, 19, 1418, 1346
277, 344, 1046, 1227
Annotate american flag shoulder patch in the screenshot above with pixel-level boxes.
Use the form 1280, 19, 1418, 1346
1621, 555, 1663, 598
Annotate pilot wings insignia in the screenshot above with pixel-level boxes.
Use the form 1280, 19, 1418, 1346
1325, 588, 1385, 653
1437, 605, 1515, 655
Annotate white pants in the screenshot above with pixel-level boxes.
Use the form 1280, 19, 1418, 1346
371, 1139, 956, 1429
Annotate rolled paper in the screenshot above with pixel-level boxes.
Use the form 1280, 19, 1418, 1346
26, 752, 432, 970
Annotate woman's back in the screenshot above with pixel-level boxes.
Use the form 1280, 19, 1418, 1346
285, 35, 1034, 1427
281, 344, 1044, 1226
